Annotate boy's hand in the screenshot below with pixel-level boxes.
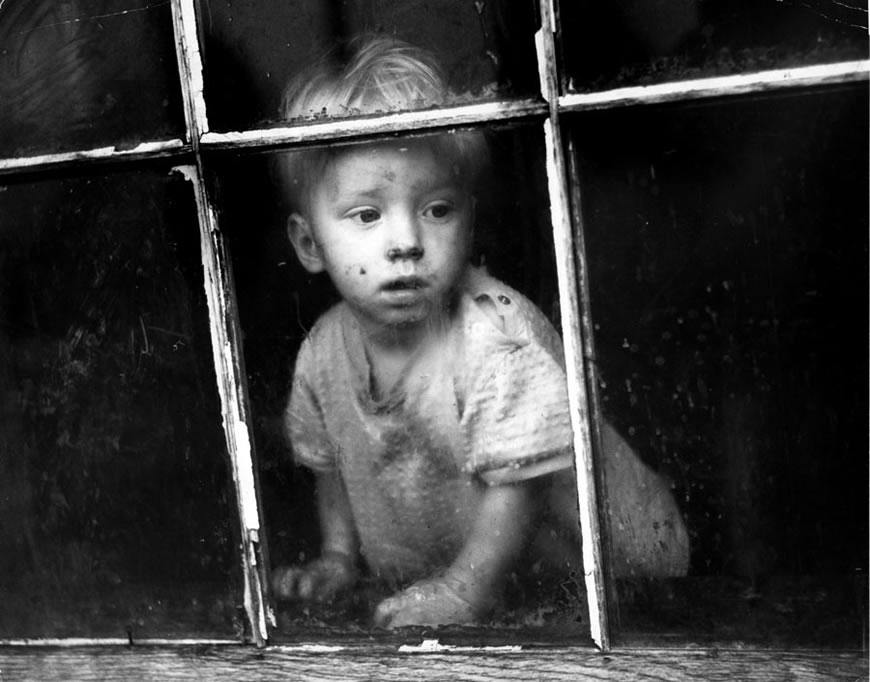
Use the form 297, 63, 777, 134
372, 574, 491, 628
271, 551, 357, 603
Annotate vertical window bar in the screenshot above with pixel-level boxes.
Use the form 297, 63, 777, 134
170, 0, 210, 140
564, 131, 621, 639
536, 0, 611, 650
169, 0, 269, 646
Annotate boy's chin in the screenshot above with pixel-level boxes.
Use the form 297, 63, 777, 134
380, 310, 434, 332
357, 306, 445, 338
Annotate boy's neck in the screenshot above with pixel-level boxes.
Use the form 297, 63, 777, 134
358, 315, 447, 399
362, 324, 427, 395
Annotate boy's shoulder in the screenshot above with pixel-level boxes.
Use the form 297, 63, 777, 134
296, 301, 351, 362
462, 266, 562, 353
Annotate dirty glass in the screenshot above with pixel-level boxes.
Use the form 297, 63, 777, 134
213, 124, 599, 639
199, 0, 540, 132
559, 0, 869, 93
0, 169, 243, 638
0, 0, 184, 159
570, 82, 868, 646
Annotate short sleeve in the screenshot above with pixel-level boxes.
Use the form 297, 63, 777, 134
284, 339, 340, 472
461, 330, 574, 485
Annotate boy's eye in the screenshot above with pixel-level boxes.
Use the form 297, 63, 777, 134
424, 203, 453, 220
350, 208, 381, 224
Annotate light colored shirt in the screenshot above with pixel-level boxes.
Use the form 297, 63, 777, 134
286, 266, 574, 583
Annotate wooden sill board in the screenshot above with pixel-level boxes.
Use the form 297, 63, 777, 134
0, 644, 866, 681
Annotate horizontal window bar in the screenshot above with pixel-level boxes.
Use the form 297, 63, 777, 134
1, 61, 865, 174
559, 60, 870, 112
0, 140, 189, 177
0, 639, 240, 647
199, 98, 549, 152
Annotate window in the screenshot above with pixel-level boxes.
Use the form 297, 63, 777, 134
0, 0, 867, 675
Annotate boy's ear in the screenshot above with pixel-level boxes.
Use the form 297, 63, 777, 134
287, 213, 325, 273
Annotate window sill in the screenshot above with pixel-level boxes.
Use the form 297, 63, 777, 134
0, 643, 866, 680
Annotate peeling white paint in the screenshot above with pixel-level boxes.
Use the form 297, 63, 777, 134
273, 644, 347, 653
560, 59, 870, 112
535, 30, 549, 105
0, 639, 239, 647
174, 162, 267, 645
535, 6, 609, 650
199, 99, 546, 150
0, 139, 186, 173
173, 164, 261, 534
398, 639, 522, 653
170, 164, 197, 184
544, 120, 605, 652
234, 424, 259, 530
170, 0, 210, 138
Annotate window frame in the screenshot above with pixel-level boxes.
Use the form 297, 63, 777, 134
0, 0, 866, 664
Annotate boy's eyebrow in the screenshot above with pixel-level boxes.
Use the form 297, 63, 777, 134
350, 188, 383, 199
420, 181, 465, 197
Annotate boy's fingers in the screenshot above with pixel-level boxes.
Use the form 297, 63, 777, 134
271, 566, 301, 599
384, 605, 425, 629
372, 595, 404, 628
272, 557, 356, 602
297, 571, 317, 600
373, 581, 480, 628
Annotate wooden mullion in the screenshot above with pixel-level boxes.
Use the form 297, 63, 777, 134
169, 0, 210, 142
169, 0, 269, 647
536, 0, 611, 651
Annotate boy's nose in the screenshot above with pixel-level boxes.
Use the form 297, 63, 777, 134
386, 245, 424, 261
385, 214, 424, 261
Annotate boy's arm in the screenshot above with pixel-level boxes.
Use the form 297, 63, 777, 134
373, 479, 535, 628
446, 480, 534, 596
272, 470, 359, 602
316, 470, 358, 560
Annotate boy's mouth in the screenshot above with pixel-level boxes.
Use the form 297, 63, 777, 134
381, 277, 426, 292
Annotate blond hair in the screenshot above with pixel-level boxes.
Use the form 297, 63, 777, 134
278, 35, 487, 215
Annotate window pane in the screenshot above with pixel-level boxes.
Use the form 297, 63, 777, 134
559, 0, 868, 93
571, 83, 868, 645
0, 0, 185, 158
0, 169, 243, 638
200, 0, 540, 132
214, 125, 601, 638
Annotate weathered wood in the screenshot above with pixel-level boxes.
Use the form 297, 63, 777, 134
0, 140, 188, 177
176, 159, 269, 646
199, 99, 548, 152
559, 59, 870, 111
0, 644, 866, 681
170, 0, 209, 140
535, 3, 610, 651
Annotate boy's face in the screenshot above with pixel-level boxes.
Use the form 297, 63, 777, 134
289, 140, 473, 339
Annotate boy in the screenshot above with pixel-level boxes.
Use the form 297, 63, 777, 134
272, 36, 688, 628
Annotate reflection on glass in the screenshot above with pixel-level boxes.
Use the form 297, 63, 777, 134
0, 0, 184, 158
573, 84, 868, 645
560, 0, 869, 92
200, 0, 539, 131
0, 170, 241, 638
